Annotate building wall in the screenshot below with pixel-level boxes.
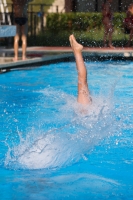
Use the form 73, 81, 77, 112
65, 0, 133, 12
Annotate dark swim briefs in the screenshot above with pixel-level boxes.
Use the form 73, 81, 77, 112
14, 17, 28, 26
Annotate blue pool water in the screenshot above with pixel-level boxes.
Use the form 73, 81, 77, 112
0, 60, 133, 199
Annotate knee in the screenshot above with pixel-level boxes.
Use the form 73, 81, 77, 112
21, 35, 27, 44
14, 35, 19, 43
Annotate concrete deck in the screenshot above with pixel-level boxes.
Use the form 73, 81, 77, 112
0, 46, 133, 72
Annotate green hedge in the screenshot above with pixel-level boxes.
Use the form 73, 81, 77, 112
46, 12, 126, 31
27, 29, 129, 47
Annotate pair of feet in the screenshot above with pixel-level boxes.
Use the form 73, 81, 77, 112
125, 42, 132, 47
104, 43, 115, 48
13, 56, 27, 62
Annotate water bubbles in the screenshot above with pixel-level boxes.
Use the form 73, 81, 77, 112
3, 108, 8, 114
14, 118, 18, 122
115, 139, 119, 145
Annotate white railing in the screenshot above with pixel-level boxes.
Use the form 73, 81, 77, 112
0, 0, 11, 25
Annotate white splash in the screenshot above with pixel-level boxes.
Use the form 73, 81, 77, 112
4, 88, 117, 170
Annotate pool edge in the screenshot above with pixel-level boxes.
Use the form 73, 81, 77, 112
0, 51, 133, 73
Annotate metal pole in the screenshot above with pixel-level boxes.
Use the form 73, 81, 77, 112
41, 4, 44, 33
34, 14, 36, 38
72, 0, 77, 12
95, 0, 98, 12
56, 5, 58, 13
30, 4, 33, 36
11, 3, 14, 24
118, 0, 122, 12
0, 0, 5, 24
3, 0, 11, 25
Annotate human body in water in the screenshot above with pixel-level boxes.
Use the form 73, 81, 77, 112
102, 0, 114, 48
69, 35, 92, 105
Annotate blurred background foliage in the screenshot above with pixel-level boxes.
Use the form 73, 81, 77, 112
27, 12, 129, 47
46, 12, 126, 31
0, 1, 130, 47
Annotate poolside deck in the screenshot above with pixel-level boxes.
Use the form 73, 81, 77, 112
0, 46, 133, 72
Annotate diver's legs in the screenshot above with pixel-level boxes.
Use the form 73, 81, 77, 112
69, 34, 91, 105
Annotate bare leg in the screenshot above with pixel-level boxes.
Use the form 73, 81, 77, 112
127, 28, 133, 47
13, 25, 20, 61
21, 25, 27, 60
103, 29, 108, 47
103, 24, 108, 47
108, 25, 114, 48
69, 35, 92, 105
103, 20, 114, 48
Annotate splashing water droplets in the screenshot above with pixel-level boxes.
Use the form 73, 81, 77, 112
4, 89, 118, 170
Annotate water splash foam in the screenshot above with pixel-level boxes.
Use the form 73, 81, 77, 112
4, 88, 117, 170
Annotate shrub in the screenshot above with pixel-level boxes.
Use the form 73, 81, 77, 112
46, 12, 126, 32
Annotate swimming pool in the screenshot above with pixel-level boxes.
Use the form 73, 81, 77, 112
0, 60, 133, 199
